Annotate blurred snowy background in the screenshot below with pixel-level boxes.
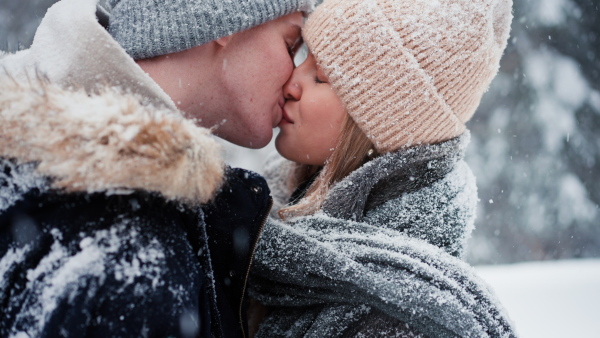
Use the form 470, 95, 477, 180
2, 0, 599, 336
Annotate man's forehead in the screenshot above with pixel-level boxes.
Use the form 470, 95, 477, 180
287, 23, 302, 35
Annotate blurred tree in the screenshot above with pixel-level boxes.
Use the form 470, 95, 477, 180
0, 0, 59, 52
466, 0, 600, 264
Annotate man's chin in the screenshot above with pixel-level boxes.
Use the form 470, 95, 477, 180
221, 131, 273, 149
252, 134, 274, 149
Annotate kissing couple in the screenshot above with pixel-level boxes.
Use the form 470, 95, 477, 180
0, 0, 516, 337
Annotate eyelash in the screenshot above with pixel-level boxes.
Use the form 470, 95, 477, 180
314, 76, 326, 84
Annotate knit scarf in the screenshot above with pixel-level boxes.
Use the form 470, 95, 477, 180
250, 132, 516, 337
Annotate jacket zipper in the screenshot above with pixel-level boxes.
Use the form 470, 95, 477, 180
237, 196, 273, 338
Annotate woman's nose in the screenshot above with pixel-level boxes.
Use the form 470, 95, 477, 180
283, 70, 302, 101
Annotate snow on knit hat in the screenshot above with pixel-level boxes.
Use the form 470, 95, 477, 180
106, 0, 316, 60
303, 0, 513, 153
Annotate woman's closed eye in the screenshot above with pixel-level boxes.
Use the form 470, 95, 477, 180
314, 75, 327, 84
314, 64, 330, 84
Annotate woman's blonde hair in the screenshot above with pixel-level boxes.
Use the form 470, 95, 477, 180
279, 114, 377, 220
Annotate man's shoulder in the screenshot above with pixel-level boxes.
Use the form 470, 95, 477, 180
1, 186, 203, 266
0, 191, 208, 336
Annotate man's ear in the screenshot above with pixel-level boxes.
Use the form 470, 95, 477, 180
215, 35, 233, 47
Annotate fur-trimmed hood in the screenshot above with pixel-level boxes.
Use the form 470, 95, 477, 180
0, 76, 224, 205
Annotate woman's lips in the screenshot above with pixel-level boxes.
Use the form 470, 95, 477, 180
279, 108, 294, 126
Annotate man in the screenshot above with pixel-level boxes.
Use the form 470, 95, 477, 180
0, 0, 313, 336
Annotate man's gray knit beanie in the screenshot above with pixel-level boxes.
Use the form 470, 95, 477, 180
106, 0, 315, 60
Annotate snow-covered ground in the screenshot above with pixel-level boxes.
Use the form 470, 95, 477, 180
476, 259, 600, 338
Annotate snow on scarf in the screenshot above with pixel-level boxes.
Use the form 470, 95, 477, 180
250, 132, 516, 337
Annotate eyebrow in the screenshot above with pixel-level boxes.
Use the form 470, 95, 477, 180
287, 24, 302, 37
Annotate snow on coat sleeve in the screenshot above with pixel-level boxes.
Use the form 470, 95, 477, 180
250, 214, 515, 337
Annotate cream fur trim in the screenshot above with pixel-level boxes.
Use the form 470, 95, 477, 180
0, 76, 224, 204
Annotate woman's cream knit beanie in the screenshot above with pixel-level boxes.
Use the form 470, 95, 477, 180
303, 0, 513, 153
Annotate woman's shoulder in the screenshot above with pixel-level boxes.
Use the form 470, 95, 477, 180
322, 133, 472, 216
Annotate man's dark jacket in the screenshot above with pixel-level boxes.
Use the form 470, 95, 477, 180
0, 77, 271, 338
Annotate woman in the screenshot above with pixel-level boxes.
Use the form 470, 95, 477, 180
249, 0, 516, 337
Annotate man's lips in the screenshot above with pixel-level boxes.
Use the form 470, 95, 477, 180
274, 97, 285, 125
278, 97, 285, 110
